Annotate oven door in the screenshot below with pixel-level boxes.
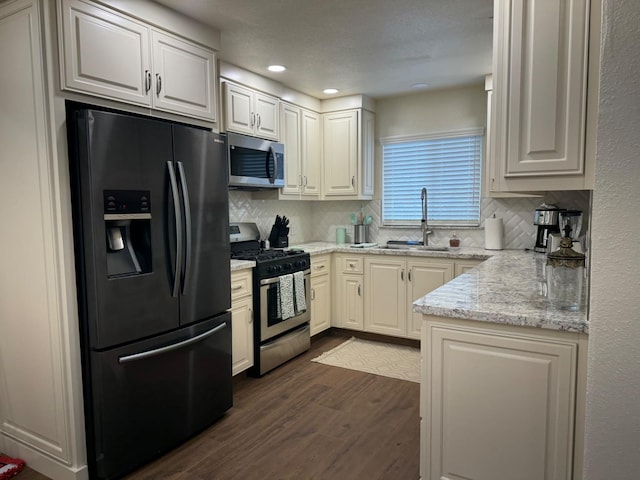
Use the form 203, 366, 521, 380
259, 270, 311, 342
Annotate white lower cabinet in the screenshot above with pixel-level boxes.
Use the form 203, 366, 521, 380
421, 317, 586, 480
363, 256, 453, 339
230, 270, 254, 375
310, 255, 331, 336
333, 254, 364, 330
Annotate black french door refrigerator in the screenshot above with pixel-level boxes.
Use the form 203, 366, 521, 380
67, 105, 232, 480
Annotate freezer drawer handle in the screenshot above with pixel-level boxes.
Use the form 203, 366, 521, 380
118, 322, 228, 364
167, 162, 182, 297
177, 161, 192, 294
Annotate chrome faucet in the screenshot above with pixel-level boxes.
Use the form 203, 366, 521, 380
421, 187, 432, 246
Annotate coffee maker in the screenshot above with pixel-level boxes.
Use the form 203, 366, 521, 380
533, 203, 561, 253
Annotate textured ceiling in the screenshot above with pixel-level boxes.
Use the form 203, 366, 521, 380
154, 0, 494, 99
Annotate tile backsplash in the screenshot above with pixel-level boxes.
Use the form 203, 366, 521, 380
229, 190, 591, 251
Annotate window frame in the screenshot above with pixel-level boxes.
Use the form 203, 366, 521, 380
380, 127, 484, 228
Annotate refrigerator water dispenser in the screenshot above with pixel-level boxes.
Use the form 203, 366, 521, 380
104, 190, 152, 277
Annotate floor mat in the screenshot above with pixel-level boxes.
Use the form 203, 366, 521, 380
312, 337, 420, 383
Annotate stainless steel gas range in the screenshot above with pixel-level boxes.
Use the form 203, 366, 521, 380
230, 223, 311, 376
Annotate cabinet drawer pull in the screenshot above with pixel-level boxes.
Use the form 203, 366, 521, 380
232, 285, 243, 291
316, 265, 325, 270
349, 262, 355, 268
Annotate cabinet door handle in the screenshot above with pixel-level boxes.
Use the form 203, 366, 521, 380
251, 112, 256, 127
144, 70, 151, 93
299, 174, 303, 186
311, 288, 315, 300
357, 284, 361, 296
304, 176, 308, 186
156, 74, 162, 95
408, 269, 412, 282
249, 308, 253, 322
401, 269, 404, 281
351, 176, 356, 187
257, 113, 261, 128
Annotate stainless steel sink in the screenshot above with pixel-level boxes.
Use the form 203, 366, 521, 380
385, 240, 449, 251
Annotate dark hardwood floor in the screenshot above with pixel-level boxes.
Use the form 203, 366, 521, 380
16, 332, 420, 480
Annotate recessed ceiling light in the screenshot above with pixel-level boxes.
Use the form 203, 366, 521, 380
268, 65, 286, 72
411, 83, 429, 89
323, 88, 339, 94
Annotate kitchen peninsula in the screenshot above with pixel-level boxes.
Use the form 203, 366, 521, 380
274, 242, 588, 480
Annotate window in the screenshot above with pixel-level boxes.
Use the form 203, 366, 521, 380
382, 128, 483, 227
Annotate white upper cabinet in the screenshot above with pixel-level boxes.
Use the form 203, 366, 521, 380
280, 102, 321, 198
151, 30, 216, 120
322, 108, 374, 199
223, 81, 279, 140
60, 0, 217, 122
490, 0, 596, 191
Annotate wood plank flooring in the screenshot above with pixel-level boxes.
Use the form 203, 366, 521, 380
15, 332, 420, 480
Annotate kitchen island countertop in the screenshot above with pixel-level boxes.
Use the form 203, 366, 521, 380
288, 241, 588, 334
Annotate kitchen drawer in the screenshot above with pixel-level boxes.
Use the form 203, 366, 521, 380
311, 254, 331, 277
339, 255, 363, 274
231, 270, 252, 300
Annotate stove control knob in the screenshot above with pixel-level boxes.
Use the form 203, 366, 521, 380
275, 265, 282, 273
267, 266, 275, 274
284, 263, 292, 270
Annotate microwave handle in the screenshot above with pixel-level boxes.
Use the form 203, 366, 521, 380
268, 145, 278, 184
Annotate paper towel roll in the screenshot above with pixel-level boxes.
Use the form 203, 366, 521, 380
485, 217, 504, 250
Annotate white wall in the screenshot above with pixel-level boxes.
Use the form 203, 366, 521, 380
584, 0, 640, 477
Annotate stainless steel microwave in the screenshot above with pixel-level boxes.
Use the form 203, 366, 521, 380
227, 132, 284, 189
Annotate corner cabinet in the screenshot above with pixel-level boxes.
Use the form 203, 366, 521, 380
59, 0, 217, 122
489, 0, 599, 192
322, 109, 374, 199
230, 269, 254, 375
363, 256, 453, 339
222, 81, 279, 140
421, 317, 587, 480
280, 102, 321, 198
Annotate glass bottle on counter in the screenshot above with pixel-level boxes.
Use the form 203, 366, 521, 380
546, 226, 586, 311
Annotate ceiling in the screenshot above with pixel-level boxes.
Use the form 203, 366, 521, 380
154, 0, 494, 100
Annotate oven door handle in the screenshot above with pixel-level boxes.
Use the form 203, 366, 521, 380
260, 269, 311, 286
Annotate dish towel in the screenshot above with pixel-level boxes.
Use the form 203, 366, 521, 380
293, 270, 307, 314
279, 274, 295, 320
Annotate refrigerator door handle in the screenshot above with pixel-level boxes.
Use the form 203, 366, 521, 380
117, 322, 228, 364
176, 161, 192, 294
167, 161, 182, 297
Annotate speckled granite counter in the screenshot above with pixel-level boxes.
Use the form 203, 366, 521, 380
230, 259, 255, 272
412, 249, 588, 333
288, 241, 588, 334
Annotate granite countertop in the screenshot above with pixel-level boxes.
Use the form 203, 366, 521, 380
288, 241, 589, 334
230, 259, 255, 272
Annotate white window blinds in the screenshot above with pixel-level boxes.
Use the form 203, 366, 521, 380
382, 128, 483, 226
